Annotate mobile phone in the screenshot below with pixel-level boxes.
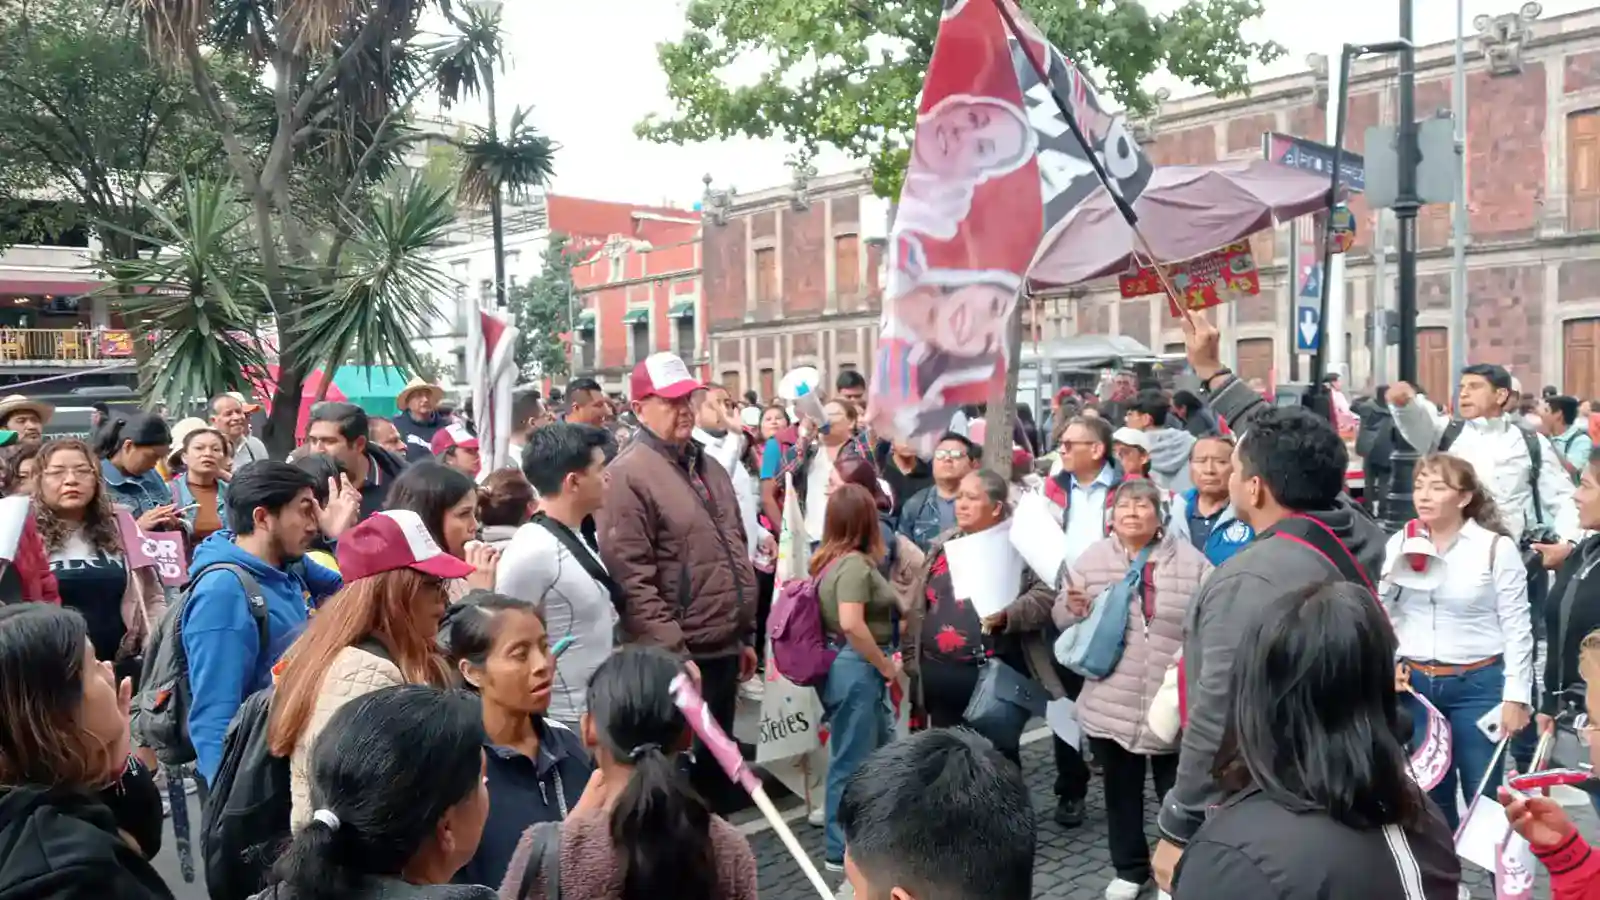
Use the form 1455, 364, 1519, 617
1508, 768, 1600, 794
178, 503, 200, 514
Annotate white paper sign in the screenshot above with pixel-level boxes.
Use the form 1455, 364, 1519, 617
944, 520, 1026, 619
1454, 794, 1511, 871
1047, 697, 1082, 749
1011, 492, 1067, 586
0, 495, 29, 562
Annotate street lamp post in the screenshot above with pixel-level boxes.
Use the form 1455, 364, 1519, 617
1386, 0, 1422, 530
467, 0, 508, 313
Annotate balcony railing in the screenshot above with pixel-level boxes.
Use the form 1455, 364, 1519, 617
0, 329, 137, 366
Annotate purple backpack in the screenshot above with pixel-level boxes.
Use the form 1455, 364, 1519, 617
767, 561, 841, 687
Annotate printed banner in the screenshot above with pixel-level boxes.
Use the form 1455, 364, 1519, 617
115, 510, 188, 586
869, 0, 1151, 451
1116, 242, 1260, 315
97, 330, 135, 358
470, 309, 519, 480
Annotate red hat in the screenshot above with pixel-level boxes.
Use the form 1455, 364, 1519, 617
336, 510, 476, 582
629, 352, 701, 401
430, 423, 480, 456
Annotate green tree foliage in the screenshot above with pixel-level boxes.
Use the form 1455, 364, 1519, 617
507, 234, 578, 382
638, 0, 1284, 197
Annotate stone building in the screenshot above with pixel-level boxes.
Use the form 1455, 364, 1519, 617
698, 169, 892, 402
1035, 4, 1600, 400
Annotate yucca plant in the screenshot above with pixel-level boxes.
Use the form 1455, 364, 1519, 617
290, 175, 456, 399
96, 176, 275, 412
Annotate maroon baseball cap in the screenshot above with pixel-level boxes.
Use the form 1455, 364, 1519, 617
430, 423, 480, 456
336, 510, 476, 582
629, 352, 701, 401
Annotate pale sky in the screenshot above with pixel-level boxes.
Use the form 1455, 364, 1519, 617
445, 0, 1590, 208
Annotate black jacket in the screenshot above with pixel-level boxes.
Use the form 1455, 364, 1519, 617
0, 783, 173, 900
1174, 788, 1459, 900
391, 412, 446, 463
1543, 534, 1600, 715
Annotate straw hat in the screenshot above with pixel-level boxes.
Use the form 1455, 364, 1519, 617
0, 395, 53, 426
397, 376, 444, 408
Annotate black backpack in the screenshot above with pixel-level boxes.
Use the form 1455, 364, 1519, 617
1438, 419, 1545, 523
201, 685, 290, 900
133, 563, 270, 765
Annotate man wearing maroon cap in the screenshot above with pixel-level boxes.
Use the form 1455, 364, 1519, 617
599, 351, 758, 809
431, 423, 482, 477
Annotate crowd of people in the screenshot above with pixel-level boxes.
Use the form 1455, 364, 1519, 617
10, 309, 1600, 900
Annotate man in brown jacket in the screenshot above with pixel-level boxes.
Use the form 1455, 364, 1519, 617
599, 352, 759, 806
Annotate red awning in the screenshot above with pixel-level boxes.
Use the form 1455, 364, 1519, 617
0, 279, 101, 296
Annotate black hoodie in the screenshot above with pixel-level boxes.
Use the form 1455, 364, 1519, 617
0, 783, 173, 900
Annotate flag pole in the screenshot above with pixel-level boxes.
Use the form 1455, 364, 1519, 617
986, 0, 1194, 318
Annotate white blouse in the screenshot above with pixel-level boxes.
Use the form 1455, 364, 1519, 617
1381, 519, 1535, 704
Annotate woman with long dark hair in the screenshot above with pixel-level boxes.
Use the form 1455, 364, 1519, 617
499, 646, 757, 900
1172, 582, 1460, 899
440, 592, 591, 887
1383, 452, 1532, 831
253, 685, 493, 900
34, 439, 165, 684
267, 511, 471, 828
0, 603, 171, 899
386, 462, 498, 599
94, 413, 178, 531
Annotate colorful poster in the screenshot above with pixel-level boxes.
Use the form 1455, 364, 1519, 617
1117, 242, 1260, 315
97, 330, 134, 358
869, 0, 1151, 450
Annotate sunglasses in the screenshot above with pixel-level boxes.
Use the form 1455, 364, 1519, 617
933, 449, 968, 461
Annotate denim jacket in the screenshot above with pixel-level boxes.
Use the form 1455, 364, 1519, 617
896, 485, 953, 552
100, 459, 172, 520
169, 476, 229, 535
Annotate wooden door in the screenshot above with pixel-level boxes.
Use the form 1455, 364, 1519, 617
1417, 327, 1449, 401
1571, 111, 1600, 232
1235, 338, 1273, 385
1565, 318, 1600, 401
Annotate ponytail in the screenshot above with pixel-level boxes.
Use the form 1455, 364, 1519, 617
609, 743, 717, 900
92, 417, 126, 459
270, 812, 358, 900
587, 647, 720, 900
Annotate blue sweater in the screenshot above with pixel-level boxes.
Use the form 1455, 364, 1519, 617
181, 532, 342, 782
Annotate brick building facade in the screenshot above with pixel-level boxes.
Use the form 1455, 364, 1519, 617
569, 208, 704, 394
698, 170, 892, 402
1037, 4, 1600, 401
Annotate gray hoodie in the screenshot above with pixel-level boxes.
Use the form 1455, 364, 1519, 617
1156, 376, 1385, 847
1146, 426, 1196, 494
249, 877, 496, 900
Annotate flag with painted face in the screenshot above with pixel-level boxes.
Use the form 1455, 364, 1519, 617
869, 0, 1151, 451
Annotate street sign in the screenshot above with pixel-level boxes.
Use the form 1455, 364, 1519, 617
1364, 117, 1457, 209
1296, 304, 1321, 352
1262, 132, 1365, 193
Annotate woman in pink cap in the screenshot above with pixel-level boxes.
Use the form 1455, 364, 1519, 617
266, 508, 477, 829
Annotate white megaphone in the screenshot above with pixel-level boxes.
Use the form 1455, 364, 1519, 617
779, 366, 826, 423
1381, 534, 1447, 592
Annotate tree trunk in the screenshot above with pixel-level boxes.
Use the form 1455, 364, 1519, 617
983, 300, 1025, 478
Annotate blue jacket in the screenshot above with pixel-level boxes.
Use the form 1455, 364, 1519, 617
1168, 489, 1254, 566
100, 459, 170, 519
181, 532, 342, 783
169, 476, 228, 533
896, 485, 953, 552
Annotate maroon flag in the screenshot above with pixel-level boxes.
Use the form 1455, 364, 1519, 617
469, 309, 519, 478
870, 0, 1152, 449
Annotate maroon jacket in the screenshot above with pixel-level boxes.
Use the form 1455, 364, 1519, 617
15, 516, 60, 603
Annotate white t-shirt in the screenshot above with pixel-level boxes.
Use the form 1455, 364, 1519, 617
803, 447, 836, 542
494, 520, 619, 726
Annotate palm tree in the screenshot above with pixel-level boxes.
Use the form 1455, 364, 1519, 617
433, 0, 556, 310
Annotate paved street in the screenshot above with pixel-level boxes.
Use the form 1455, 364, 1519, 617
153, 730, 1595, 900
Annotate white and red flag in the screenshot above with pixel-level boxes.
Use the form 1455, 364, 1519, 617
469, 308, 520, 480
870, 0, 1152, 449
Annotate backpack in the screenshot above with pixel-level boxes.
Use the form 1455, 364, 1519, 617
200, 685, 289, 900
133, 563, 270, 766
768, 560, 843, 687
1438, 418, 1545, 523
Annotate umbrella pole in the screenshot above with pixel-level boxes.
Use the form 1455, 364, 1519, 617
987, 0, 1190, 316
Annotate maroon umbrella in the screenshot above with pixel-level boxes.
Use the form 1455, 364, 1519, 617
1026, 158, 1345, 288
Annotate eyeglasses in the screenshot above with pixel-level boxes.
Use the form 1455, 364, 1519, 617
933, 449, 968, 461
42, 466, 95, 480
